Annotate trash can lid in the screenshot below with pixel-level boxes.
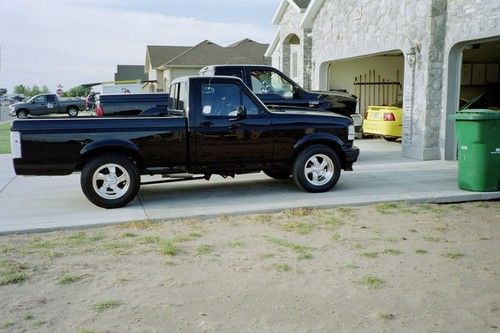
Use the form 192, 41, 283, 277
450, 109, 500, 121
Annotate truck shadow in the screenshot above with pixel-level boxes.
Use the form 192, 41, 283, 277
137, 177, 298, 206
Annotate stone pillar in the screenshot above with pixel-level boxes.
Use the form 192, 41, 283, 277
302, 28, 313, 90
402, 0, 447, 160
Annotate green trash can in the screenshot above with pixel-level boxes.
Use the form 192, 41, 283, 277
451, 109, 500, 192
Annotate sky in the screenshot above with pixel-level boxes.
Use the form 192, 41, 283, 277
0, 0, 280, 93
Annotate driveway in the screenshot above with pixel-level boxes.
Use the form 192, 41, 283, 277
0, 139, 499, 233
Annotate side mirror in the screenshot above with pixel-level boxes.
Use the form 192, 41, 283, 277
235, 106, 247, 119
293, 85, 300, 97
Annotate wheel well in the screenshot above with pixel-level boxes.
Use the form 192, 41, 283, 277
66, 105, 79, 111
293, 140, 344, 166
77, 148, 144, 172
17, 108, 29, 115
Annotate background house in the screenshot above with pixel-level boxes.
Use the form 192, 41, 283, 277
114, 65, 148, 82
143, 39, 270, 92
92, 65, 149, 94
266, 0, 500, 161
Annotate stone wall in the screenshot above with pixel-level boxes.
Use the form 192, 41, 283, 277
310, 0, 440, 160
273, 0, 499, 160
272, 5, 312, 88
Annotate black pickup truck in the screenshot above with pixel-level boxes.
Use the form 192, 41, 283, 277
199, 64, 363, 132
11, 76, 359, 208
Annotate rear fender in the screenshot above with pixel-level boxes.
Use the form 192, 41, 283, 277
78, 139, 143, 170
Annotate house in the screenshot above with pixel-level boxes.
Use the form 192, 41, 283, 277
143, 39, 270, 92
92, 65, 149, 94
114, 65, 148, 82
266, 0, 500, 161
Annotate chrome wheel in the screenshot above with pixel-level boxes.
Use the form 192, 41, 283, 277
304, 154, 334, 186
92, 163, 130, 200
68, 108, 78, 117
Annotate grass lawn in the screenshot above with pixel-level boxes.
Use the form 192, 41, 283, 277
0, 121, 12, 154
0, 201, 498, 331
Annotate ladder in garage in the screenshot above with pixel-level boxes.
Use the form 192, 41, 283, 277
353, 70, 403, 117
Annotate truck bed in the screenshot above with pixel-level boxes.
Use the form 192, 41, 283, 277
12, 116, 188, 175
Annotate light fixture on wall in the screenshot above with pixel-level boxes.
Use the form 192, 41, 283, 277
407, 44, 422, 66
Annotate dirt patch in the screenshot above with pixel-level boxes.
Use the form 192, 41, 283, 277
0, 201, 499, 332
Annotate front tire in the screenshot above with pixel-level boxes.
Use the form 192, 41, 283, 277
81, 153, 140, 208
383, 136, 399, 142
292, 145, 341, 193
17, 110, 29, 119
67, 107, 79, 117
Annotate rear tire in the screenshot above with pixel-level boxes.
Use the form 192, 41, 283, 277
263, 168, 291, 180
81, 153, 140, 208
292, 145, 341, 193
67, 107, 79, 117
17, 110, 29, 119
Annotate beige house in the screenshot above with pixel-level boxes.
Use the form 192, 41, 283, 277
143, 39, 270, 92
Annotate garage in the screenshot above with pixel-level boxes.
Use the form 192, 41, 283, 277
444, 38, 500, 160
325, 52, 405, 142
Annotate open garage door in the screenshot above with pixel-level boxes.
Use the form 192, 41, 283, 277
445, 39, 500, 160
326, 52, 405, 144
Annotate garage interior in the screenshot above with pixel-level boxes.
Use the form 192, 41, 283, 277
445, 38, 500, 160
460, 40, 500, 109
326, 52, 405, 145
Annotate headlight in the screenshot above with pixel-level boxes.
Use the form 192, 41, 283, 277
347, 125, 355, 141
10, 131, 22, 158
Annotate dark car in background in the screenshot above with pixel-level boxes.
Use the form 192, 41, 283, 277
9, 94, 85, 118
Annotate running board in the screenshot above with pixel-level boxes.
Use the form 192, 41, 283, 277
141, 176, 206, 186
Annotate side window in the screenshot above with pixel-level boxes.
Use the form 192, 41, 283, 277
46, 95, 56, 103
33, 95, 46, 103
178, 82, 186, 110
242, 92, 261, 115
169, 83, 178, 109
201, 83, 240, 117
250, 70, 294, 99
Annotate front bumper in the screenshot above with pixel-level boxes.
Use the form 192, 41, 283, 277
341, 145, 359, 171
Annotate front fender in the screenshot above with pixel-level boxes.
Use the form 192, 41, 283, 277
293, 132, 344, 152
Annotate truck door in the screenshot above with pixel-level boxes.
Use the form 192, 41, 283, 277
193, 80, 274, 170
249, 69, 309, 108
30, 95, 49, 116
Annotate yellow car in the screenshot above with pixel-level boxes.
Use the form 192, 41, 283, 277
362, 101, 403, 141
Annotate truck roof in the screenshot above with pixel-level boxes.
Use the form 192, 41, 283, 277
171, 75, 246, 85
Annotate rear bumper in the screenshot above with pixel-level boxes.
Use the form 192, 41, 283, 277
342, 145, 359, 171
13, 159, 74, 176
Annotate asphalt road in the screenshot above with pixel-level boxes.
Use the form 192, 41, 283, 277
1, 139, 499, 234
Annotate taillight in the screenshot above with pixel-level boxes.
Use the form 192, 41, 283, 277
95, 104, 104, 117
383, 112, 396, 121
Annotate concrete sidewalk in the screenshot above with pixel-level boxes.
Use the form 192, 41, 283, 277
0, 139, 498, 234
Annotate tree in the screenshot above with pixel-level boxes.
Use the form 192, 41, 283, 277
14, 84, 27, 96
0, 88, 7, 96
65, 85, 92, 97
13, 84, 51, 97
